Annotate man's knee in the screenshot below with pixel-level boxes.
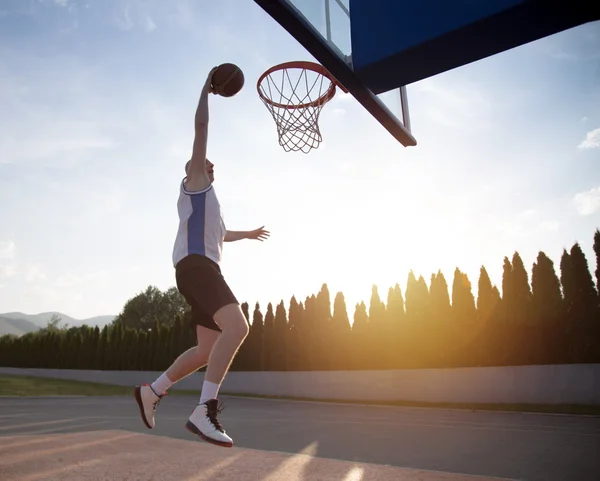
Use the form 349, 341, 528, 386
214, 303, 249, 341
196, 325, 220, 358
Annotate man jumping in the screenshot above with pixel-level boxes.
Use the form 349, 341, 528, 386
134, 67, 269, 448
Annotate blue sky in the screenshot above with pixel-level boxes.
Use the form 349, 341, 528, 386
0, 0, 598, 320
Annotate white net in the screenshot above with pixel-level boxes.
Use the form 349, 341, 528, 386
258, 63, 337, 153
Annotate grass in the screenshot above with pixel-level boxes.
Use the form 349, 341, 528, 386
218, 392, 600, 416
0, 375, 132, 397
1, 374, 599, 416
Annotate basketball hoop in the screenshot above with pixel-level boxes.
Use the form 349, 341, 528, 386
257, 61, 347, 153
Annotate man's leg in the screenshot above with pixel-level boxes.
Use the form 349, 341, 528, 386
186, 303, 249, 447
134, 325, 219, 429
156, 326, 221, 394
199, 304, 249, 402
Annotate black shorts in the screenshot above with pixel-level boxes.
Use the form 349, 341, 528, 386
175, 254, 238, 332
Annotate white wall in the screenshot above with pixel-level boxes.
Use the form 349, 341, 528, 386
1, 364, 599, 405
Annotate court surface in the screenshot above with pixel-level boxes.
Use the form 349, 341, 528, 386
1, 395, 599, 480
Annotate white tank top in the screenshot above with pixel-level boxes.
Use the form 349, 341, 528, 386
172, 179, 226, 267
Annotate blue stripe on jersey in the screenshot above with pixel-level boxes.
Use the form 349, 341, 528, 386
187, 192, 207, 256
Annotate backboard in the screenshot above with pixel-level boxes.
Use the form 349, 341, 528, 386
254, 0, 599, 149
254, 0, 416, 148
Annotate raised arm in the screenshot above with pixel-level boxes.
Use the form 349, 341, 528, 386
184, 67, 218, 192
225, 227, 270, 242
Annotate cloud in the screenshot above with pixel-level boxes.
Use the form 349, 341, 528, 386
54, 273, 83, 288
539, 220, 560, 232
577, 127, 600, 150
535, 21, 600, 62
0, 265, 17, 280
0, 240, 15, 260
112, 2, 157, 33
414, 77, 491, 131
0, 240, 17, 281
24, 265, 48, 283
0, 46, 120, 165
573, 186, 600, 216
144, 15, 156, 32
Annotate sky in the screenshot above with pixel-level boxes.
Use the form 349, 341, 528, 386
0, 0, 599, 321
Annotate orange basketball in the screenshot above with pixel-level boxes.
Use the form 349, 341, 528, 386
211, 63, 244, 97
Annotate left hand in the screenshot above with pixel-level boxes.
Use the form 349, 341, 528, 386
247, 226, 270, 241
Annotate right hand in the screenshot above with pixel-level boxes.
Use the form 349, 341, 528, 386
205, 66, 219, 94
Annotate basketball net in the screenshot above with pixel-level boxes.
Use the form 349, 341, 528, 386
257, 62, 344, 153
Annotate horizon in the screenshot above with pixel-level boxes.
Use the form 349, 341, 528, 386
0, 0, 599, 320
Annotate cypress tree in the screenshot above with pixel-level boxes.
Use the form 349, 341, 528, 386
403, 271, 421, 367
429, 271, 452, 367
286, 296, 302, 371
331, 291, 351, 369
512, 252, 533, 327
314, 284, 333, 370
386, 283, 405, 369
451, 268, 477, 366
531, 251, 564, 364
303, 295, 318, 370
368, 285, 386, 369
594, 229, 600, 296
248, 302, 264, 371
565, 243, 599, 361
351, 301, 369, 370
273, 300, 289, 371
262, 303, 275, 370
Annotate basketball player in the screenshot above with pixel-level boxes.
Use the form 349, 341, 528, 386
134, 67, 269, 448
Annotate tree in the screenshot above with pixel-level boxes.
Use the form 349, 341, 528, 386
262, 303, 276, 370
114, 286, 182, 330
477, 267, 497, 324
386, 283, 405, 369
331, 292, 351, 369
351, 301, 369, 369
496, 252, 533, 364
531, 251, 564, 364
273, 300, 288, 370
368, 285, 386, 369
37, 314, 68, 335
314, 284, 333, 369
429, 271, 452, 367
247, 303, 264, 371
303, 294, 318, 370
286, 296, 304, 371
232, 302, 252, 370
450, 268, 477, 366
511, 252, 533, 326
562, 243, 599, 362
594, 229, 600, 295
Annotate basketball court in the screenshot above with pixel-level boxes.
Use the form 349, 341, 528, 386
254, 0, 598, 152
2, 394, 600, 481
1, 430, 514, 481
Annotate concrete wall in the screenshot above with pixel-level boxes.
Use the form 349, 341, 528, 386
2, 364, 599, 405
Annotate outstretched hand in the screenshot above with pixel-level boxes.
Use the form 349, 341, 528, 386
205, 66, 219, 95
247, 226, 270, 242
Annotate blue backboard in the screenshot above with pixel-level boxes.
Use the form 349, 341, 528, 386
254, 0, 599, 148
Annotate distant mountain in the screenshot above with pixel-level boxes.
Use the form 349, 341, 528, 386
0, 312, 115, 336
0, 317, 40, 337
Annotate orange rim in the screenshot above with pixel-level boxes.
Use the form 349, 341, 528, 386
257, 61, 347, 110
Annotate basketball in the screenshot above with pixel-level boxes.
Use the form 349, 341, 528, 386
211, 63, 244, 97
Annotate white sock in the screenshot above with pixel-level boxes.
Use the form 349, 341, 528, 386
151, 373, 173, 395
199, 380, 220, 404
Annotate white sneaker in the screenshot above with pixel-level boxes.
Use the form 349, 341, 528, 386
185, 399, 233, 447
134, 384, 165, 429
